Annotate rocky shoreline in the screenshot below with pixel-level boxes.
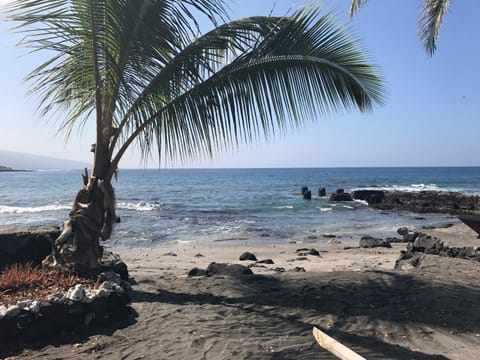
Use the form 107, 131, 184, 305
351, 190, 480, 215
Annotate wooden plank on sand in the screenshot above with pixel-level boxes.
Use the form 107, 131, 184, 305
312, 327, 367, 360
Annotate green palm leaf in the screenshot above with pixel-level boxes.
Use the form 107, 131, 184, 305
349, 0, 450, 56
112, 8, 384, 168
7, 1, 385, 180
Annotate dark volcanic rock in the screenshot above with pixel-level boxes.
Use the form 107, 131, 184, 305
397, 227, 420, 243
365, 191, 480, 215
412, 234, 444, 255
318, 187, 326, 197
0, 225, 60, 269
206, 262, 253, 276
329, 193, 353, 202
188, 267, 207, 277
359, 236, 392, 248
239, 252, 257, 261
256, 259, 274, 264
296, 248, 321, 256
99, 250, 129, 281
303, 190, 312, 200
351, 190, 385, 204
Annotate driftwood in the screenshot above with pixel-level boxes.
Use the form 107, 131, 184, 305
312, 327, 366, 360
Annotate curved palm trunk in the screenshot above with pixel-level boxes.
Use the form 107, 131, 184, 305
44, 169, 116, 276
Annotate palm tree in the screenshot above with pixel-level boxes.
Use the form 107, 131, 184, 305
349, 0, 451, 56
7, 0, 385, 275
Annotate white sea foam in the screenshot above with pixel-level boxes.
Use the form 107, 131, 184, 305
354, 199, 369, 206
117, 202, 161, 211
354, 183, 446, 193
0, 203, 70, 214
317, 207, 332, 212
274, 205, 294, 210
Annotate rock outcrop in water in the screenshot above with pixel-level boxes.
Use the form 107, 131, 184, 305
352, 190, 480, 215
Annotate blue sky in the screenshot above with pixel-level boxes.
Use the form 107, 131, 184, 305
0, 0, 479, 168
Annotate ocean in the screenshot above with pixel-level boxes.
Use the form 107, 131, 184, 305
0, 167, 479, 247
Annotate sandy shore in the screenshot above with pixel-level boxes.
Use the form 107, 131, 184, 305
6, 223, 480, 359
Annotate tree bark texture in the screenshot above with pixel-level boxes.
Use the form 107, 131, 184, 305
43, 175, 116, 276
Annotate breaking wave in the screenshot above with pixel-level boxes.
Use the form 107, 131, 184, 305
0, 203, 71, 214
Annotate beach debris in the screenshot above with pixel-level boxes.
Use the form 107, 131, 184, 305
313, 326, 366, 360
239, 252, 257, 261
359, 236, 391, 249
318, 187, 326, 197
194, 253, 204, 258
273, 267, 285, 273
327, 238, 342, 245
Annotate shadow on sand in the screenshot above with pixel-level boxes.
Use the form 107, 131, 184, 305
129, 268, 479, 359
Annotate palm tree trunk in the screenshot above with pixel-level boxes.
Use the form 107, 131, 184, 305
44, 170, 116, 276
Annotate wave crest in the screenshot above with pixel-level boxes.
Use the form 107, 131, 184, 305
0, 203, 70, 214
117, 202, 161, 211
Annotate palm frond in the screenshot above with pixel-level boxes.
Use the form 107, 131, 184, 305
6, 0, 229, 135
112, 7, 385, 167
349, 0, 368, 18
418, 0, 450, 56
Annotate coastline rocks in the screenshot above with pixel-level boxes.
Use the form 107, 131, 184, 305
359, 236, 392, 249
0, 225, 61, 269
353, 190, 480, 215
412, 234, 444, 254
318, 187, 326, 197
239, 252, 257, 261
351, 190, 385, 204
395, 231, 480, 270
329, 189, 353, 202
301, 186, 311, 199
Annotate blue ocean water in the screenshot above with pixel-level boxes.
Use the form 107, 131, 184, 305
0, 167, 479, 247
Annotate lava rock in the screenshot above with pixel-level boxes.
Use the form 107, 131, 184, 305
359, 236, 392, 248
206, 263, 253, 277
412, 234, 444, 254
239, 252, 257, 261
329, 193, 353, 202
351, 190, 385, 204
303, 190, 312, 200
0, 225, 60, 269
188, 268, 207, 277
395, 253, 424, 270
256, 259, 274, 264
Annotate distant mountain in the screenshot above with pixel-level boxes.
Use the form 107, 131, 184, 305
0, 149, 87, 171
